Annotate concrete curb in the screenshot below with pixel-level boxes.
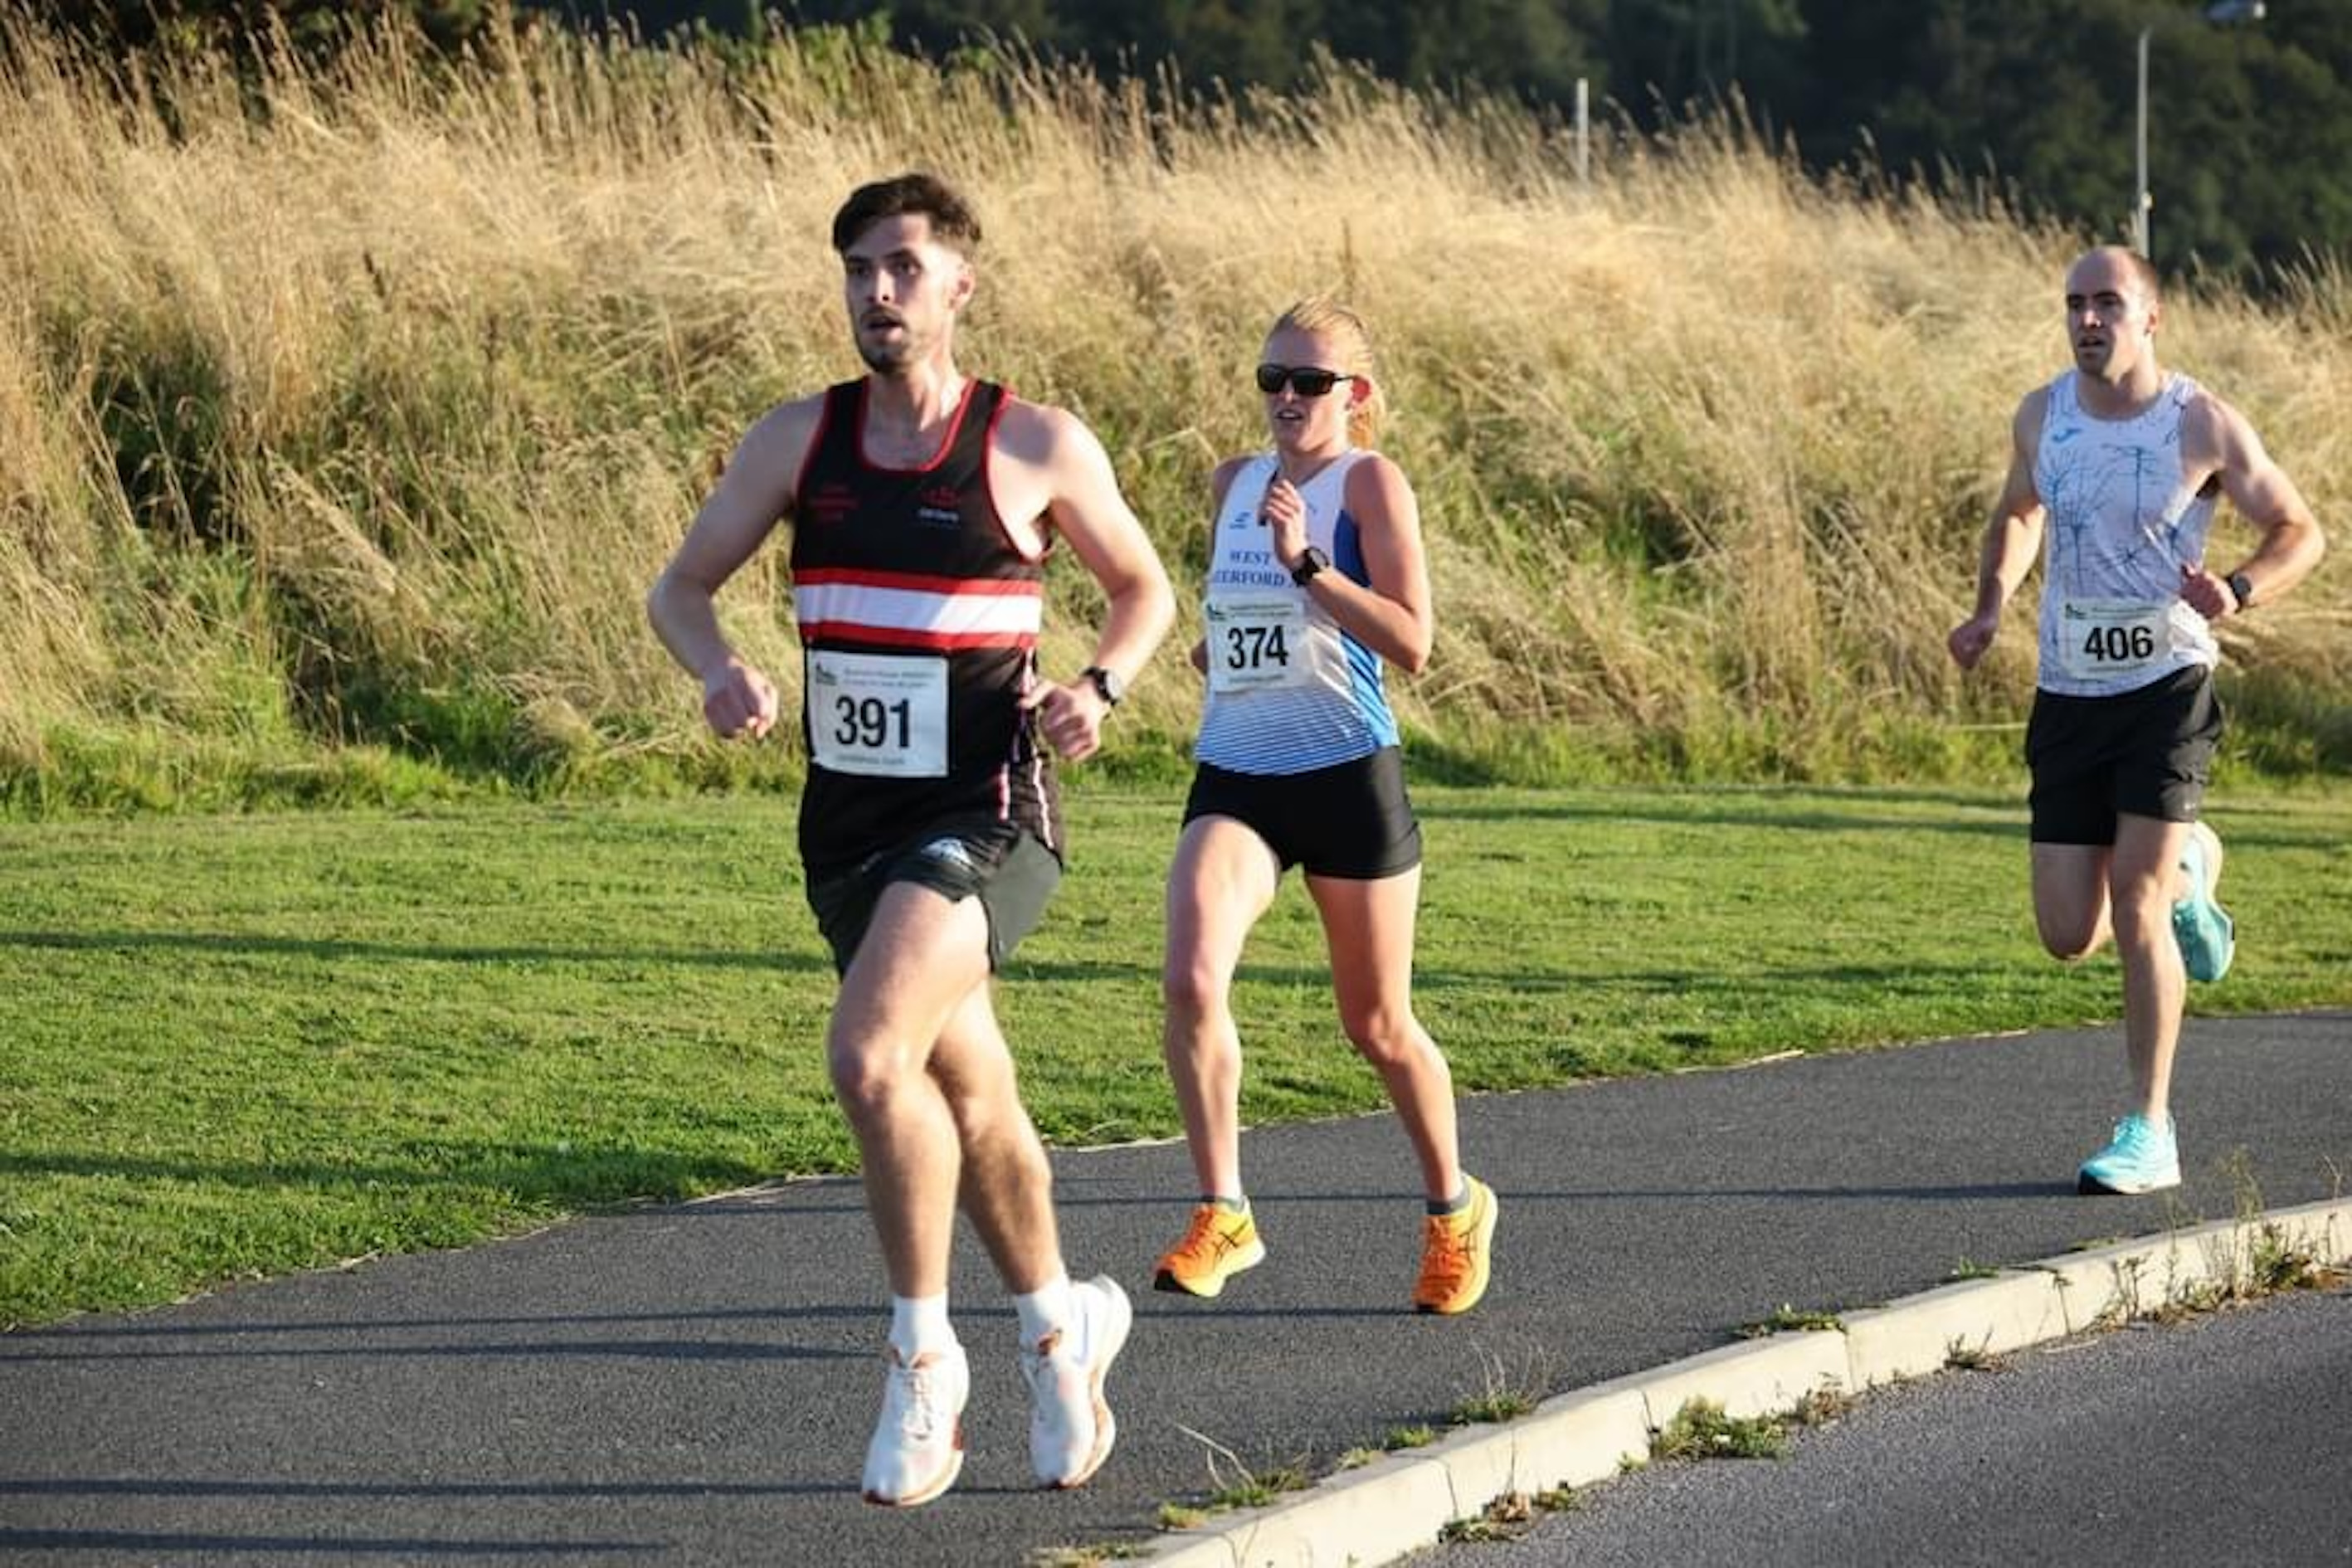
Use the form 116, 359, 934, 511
1136, 1196, 2352, 1567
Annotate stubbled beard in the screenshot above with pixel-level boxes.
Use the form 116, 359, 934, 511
855, 318, 923, 374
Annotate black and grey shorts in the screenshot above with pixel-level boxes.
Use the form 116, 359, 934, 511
805, 821, 1062, 975
2025, 665, 2224, 845
1181, 747, 1422, 879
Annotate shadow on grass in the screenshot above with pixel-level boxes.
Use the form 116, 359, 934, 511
0, 928, 832, 975
0, 1303, 881, 1344
1416, 795, 2023, 840
0, 1147, 782, 1209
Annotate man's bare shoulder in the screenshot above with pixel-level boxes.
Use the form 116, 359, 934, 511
2003, 381, 2055, 454
745, 387, 832, 452
991, 393, 1105, 469
712, 387, 830, 494
2178, 379, 2251, 438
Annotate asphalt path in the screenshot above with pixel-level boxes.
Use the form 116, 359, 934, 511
3, 1011, 2346, 1566
1446, 1283, 2352, 1567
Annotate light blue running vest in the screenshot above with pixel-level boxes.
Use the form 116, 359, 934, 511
1195, 452, 1401, 773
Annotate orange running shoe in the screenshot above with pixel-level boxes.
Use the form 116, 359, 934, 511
1413, 1176, 1498, 1315
1153, 1204, 1267, 1298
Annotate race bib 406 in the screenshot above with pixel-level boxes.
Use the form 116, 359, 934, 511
2055, 598, 2174, 683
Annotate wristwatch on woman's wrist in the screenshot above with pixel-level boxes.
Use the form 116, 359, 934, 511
1081, 665, 1123, 707
1289, 546, 1330, 586
2226, 570, 2256, 611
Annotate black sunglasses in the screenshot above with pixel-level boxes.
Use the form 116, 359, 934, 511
1255, 363, 1356, 397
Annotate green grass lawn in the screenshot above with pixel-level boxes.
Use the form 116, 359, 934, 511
4, 781, 2348, 1328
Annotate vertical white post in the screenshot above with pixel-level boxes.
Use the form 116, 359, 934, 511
2134, 27, 2152, 256
1575, 78, 1590, 185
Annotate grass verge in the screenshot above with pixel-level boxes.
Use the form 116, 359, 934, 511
3, 780, 2350, 1327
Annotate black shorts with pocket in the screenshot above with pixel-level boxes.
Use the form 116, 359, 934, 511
804, 820, 1061, 975
2025, 665, 2224, 845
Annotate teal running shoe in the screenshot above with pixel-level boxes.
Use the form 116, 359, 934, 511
2077, 1113, 2181, 1195
2171, 825, 2235, 984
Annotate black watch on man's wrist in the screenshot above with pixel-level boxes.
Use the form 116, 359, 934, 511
1081, 665, 1123, 707
2226, 570, 2256, 611
1289, 545, 1331, 586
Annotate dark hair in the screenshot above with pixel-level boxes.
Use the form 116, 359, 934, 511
831, 173, 984, 256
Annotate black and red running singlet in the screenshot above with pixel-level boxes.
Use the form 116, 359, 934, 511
788, 378, 1060, 874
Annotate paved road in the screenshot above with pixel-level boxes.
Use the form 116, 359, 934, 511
3, 1011, 2347, 1566
1448, 1283, 2352, 1567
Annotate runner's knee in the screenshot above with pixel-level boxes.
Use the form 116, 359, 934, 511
1342, 1006, 1422, 1067
2035, 911, 2102, 962
1161, 957, 1230, 1031
828, 1037, 926, 1122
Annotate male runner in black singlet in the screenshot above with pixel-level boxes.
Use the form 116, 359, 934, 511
649, 173, 1173, 1507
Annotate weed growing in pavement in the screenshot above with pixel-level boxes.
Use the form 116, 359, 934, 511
2247, 1224, 2340, 1293
1449, 1342, 1546, 1424
1736, 1303, 1844, 1338
1943, 1337, 2003, 1371
1206, 1464, 1310, 1511
1440, 1489, 1541, 1545
1170, 1424, 1310, 1513
1027, 1544, 1145, 1566
1453, 1388, 1537, 1424
2216, 1152, 2340, 1297
1434, 1479, 1583, 1548
2150, 1278, 2229, 1324
1946, 1258, 2002, 1282
1788, 1382, 1855, 1427
2145, 1152, 2345, 1313
1651, 1398, 1790, 1462
1385, 1423, 1439, 1449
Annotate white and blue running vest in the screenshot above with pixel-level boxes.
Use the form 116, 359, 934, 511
1195, 451, 1401, 774
2033, 370, 2221, 699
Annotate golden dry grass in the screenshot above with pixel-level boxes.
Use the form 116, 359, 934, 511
2, 12, 2345, 797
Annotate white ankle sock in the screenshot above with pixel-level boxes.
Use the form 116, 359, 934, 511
889, 1293, 954, 1360
1013, 1272, 1073, 1346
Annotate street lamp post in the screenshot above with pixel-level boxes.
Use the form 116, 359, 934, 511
2135, 1, 2267, 260
2134, 27, 2150, 255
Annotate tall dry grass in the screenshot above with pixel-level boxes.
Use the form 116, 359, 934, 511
2, 11, 2345, 806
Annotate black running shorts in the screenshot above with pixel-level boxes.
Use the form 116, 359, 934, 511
804, 821, 1061, 975
2025, 665, 2224, 845
1181, 747, 1422, 879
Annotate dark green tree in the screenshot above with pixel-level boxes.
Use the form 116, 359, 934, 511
74, 0, 489, 51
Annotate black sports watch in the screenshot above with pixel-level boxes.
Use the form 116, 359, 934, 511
1081, 665, 1123, 707
2225, 570, 2256, 611
1289, 545, 1330, 586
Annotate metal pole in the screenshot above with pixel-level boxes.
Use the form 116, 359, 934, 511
1575, 78, 1590, 185
2134, 27, 2151, 256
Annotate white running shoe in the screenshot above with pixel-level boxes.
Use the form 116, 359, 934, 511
1020, 1275, 1132, 1489
860, 1342, 969, 1507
